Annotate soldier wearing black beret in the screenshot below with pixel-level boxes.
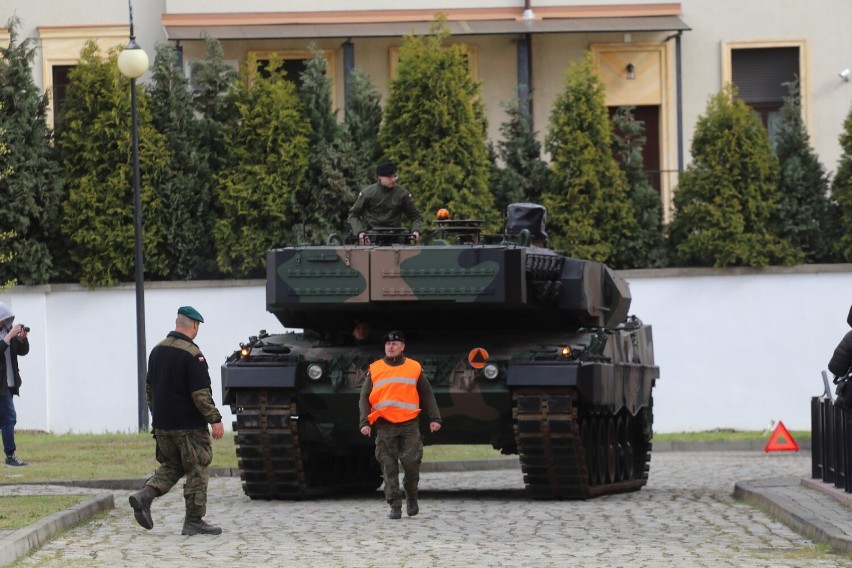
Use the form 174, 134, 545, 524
347, 161, 423, 244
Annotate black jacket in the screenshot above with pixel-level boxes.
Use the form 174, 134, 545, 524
0, 337, 29, 397
828, 330, 852, 378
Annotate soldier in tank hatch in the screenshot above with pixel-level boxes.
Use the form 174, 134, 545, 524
359, 330, 441, 519
348, 161, 423, 245
129, 306, 225, 536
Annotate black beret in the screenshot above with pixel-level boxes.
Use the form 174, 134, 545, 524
383, 330, 405, 343
376, 161, 397, 177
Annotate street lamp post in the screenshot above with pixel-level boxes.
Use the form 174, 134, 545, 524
117, 0, 150, 432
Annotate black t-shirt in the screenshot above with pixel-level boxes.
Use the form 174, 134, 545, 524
147, 331, 211, 430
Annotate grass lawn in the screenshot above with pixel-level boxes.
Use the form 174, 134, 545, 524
0, 495, 90, 529
2, 428, 810, 485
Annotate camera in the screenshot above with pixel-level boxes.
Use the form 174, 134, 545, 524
20, 325, 29, 333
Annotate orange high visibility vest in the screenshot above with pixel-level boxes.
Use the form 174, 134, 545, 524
367, 357, 422, 425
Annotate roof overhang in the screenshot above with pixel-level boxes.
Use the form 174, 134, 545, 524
162, 4, 690, 41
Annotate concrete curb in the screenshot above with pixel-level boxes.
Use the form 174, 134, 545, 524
652, 439, 811, 452
734, 477, 852, 553
0, 491, 113, 567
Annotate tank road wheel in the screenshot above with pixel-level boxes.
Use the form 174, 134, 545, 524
581, 417, 594, 485
595, 416, 607, 485
619, 415, 635, 481
606, 417, 617, 484
615, 416, 626, 482
586, 417, 600, 485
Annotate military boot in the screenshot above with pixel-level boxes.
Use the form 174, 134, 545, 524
182, 517, 223, 536
388, 506, 402, 520
406, 496, 419, 517
128, 485, 159, 530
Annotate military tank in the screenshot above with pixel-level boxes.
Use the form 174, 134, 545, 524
221, 203, 658, 500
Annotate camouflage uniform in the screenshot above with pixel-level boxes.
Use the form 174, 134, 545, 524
145, 332, 222, 518
347, 182, 423, 236
373, 419, 424, 507
358, 355, 440, 508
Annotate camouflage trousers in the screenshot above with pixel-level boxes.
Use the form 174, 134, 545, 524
147, 428, 212, 518
374, 419, 423, 507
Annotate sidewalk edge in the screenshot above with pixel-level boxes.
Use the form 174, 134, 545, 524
0, 492, 113, 567
734, 477, 852, 553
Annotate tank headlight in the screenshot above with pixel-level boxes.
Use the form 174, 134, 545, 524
307, 364, 323, 381
561, 346, 573, 358
240, 346, 250, 359
483, 364, 499, 380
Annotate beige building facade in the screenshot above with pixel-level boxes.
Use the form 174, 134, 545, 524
3, 1, 852, 219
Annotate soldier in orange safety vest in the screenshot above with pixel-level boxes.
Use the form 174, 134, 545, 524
359, 330, 442, 520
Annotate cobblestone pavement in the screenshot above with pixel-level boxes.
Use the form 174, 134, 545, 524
9, 452, 852, 568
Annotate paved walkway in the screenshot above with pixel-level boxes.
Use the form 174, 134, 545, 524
2, 451, 851, 567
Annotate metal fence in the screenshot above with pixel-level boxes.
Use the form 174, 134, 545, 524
811, 372, 852, 493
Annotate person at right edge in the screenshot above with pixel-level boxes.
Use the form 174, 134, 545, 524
359, 330, 441, 520
828, 304, 852, 409
129, 306, 225, 536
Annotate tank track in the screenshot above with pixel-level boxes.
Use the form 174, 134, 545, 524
513, 388, 652, 499
231, 388, 381, 499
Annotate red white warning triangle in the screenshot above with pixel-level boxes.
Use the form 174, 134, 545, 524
764, 421, 799, 452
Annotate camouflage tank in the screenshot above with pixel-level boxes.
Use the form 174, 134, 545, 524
221, 203, 658, 500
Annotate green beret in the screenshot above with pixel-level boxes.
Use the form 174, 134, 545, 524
178, 306, 204, 323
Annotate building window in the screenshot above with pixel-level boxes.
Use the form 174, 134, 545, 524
247, 50, 336, 106
729, 45, 801, 145
51, 65, 74, 138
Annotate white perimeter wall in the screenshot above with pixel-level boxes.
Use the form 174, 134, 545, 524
2, 267, 850, 434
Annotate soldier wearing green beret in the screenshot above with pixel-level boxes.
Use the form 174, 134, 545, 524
348, 161, 423, 244
129, 306, 225, 536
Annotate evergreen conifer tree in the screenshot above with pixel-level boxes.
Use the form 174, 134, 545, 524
295, 46, 352, 242
189, 34, 239, 175
668, 86, 801, 267
541, 53, 638, 266
340, 67, 384, 195
146, 43, 218, 279
611, 106, 667, 268
0, 17, 64, 284
489, 97, 549, 215
774, 79, 832, 262
381, 18, 497, 229
214, 57, 311, 276
58, 41, 170, 287
832, 102, 852, 261
0, 114, 15, 290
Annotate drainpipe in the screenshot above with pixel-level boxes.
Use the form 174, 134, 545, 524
519, 1, 535, 129
517, 35, 532, 129
675, 32, 684, 174
342, 38, 354, 117
522, 0, 535, 20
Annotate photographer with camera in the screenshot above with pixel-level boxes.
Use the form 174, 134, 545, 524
0, 301, 29, 467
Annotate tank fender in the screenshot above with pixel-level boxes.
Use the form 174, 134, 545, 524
577, 363, 657, 414
221, 364, 297, 405
506, 362, 578, 386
